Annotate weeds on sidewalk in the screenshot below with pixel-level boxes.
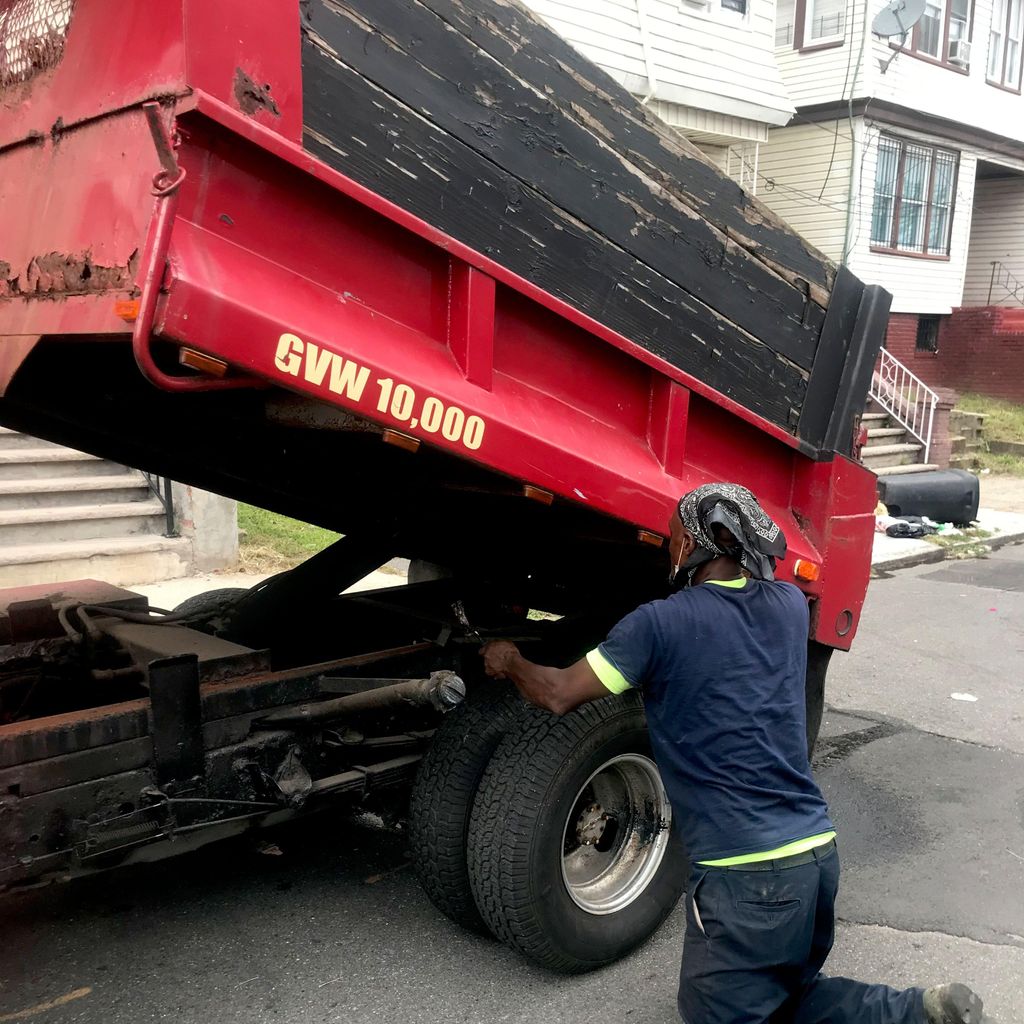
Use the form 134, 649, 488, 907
237, 504, 340, 572
924, 527, 993, 560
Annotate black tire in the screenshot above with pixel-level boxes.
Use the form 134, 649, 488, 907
467, 693, 686, 973
805, 641, 833, 758
173, 587, 250, 637
173, 587, 250, 618
407, 684, 523, 932
407, 559, 452, 585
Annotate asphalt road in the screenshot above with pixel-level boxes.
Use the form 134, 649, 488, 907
1, 547, 1023, 1023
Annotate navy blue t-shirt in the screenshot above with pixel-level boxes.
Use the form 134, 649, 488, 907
587, 578, 833, 863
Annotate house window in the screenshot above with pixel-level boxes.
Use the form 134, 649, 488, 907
776, 0, 845, 48
805, 0, 846, 40
916, 315, 941, 352
900, 0, 973, 66
988, 0, 1024, 89
870, 136, 959, 258
721, 0, 747, 12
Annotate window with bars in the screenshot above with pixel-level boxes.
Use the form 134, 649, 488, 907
870, 136, 959, 258
916, 315, 941, 352
988, 0, 1023, 89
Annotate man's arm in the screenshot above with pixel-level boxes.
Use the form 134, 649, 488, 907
480, 640, 610, 715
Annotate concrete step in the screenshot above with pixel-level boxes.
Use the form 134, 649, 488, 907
862, 443, 924, 468
0, 535, 192, 589
0, 500, 167, 545
0, 448, 127, 480
0, 473, 151, 509
862, 412, 889, 424
0, 428, 64, 451
865, 427, 907, 446
874, 463, 941, 477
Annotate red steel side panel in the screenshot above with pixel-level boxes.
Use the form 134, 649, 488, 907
0, 3, 185, 150
183, 1, 302, 143
0, 108, 156, 333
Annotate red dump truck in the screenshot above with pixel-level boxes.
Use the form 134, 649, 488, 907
0, 0, 889, 972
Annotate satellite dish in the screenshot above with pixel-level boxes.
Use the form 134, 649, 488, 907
871, 0, 926, 38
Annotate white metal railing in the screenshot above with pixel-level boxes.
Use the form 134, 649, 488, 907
870, 348, 939, 463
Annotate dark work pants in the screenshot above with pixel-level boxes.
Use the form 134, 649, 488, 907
678, 845, 926, 1024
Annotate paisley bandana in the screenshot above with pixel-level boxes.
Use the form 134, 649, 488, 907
676, 482, 787, 586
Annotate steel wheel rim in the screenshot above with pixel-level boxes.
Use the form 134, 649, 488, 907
560, 752, 672, 915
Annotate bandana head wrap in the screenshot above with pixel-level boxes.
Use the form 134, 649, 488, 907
675, 482, 787, 585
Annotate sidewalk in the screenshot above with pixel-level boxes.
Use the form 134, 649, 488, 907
132, 562, 408, 609
872, 474, 1024, 571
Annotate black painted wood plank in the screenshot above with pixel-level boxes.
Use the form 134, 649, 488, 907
798, 265, 864, 450
399, 0, 834, 294
822, 284, 891, 456
300, 40, 807, 427
306, 0, 821, 370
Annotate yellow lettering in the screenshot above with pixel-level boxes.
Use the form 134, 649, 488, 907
275, 333, 303, 376
303, 343, 335, 386
329, 358, 371, 401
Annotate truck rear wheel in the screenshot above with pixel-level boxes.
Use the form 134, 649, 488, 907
408, 684, 523, 932
467, 693, 685, 973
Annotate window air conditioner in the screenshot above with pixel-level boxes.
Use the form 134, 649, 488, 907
948, 38, 971, 66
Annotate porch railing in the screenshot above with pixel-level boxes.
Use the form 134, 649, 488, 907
142, 473, 177, 537
988, 260, 1024, 306
869, 348, 939, 464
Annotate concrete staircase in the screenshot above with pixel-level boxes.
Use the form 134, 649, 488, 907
0, 428, 191, 588
949, 411, 987, 470
861, 411, 939, 477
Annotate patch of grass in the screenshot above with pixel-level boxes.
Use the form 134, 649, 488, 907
953, 394, 1024, 475
924, 527, 993, 559
956, 393, 1024, 442
974, 451, 1024, 476
236, 503, 340, 572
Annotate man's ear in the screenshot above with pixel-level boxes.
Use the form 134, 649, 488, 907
680, 527, 697, 559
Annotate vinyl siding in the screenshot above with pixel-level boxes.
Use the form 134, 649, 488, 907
962, 176, 1024, 303
775, 0, 872, 107
756, 123, 853, 261
845, 121, 979, 314
868, 0, 1024, 146
523, 0, 794, 125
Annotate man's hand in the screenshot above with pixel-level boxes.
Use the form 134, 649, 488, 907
478, 641, 609, 715
480, 640, 520, 679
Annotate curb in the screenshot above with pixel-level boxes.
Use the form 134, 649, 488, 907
872, 529, 1024, 574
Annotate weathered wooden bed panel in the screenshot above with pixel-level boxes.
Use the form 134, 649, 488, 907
298, 0, 845, 434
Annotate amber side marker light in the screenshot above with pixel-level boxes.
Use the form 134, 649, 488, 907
794, 559, 821, 582
382, 429, 421, 452
179, 348, 229, 377
637, 530, 664, 547
523, 485, 554, 505
114, 299, 141, 322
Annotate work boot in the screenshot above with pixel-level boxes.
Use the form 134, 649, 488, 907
923, 984, 984, 1024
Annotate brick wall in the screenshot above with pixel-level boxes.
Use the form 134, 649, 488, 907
882, 308, 1024, 403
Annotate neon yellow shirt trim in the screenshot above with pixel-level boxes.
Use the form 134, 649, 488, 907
704, 577, 748, 588
699, 831, 837, 866
586, 648, 632, 694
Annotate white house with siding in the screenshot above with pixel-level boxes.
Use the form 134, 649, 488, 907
520, 0, 795, 184
760, 0, 1024, 330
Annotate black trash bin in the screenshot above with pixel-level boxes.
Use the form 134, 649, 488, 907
876, 469, 980, 526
